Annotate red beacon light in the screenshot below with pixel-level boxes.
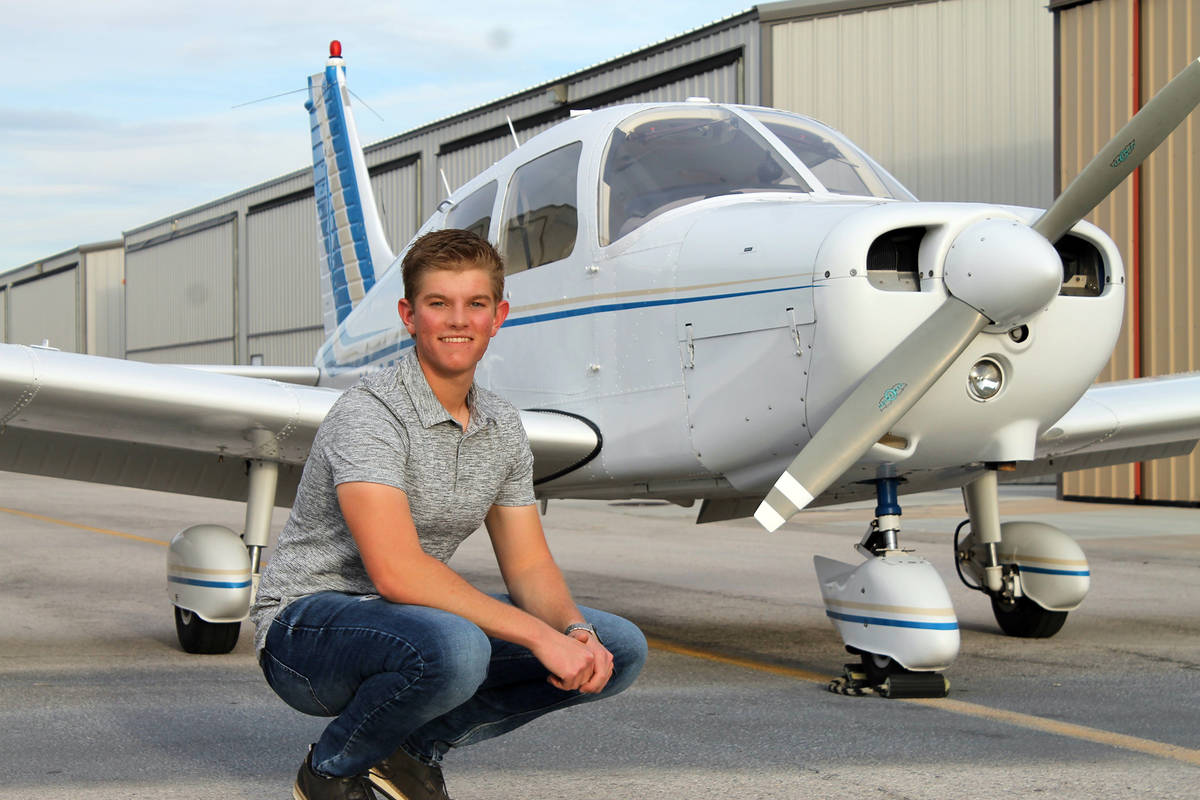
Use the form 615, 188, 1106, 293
329, 40, 342, 58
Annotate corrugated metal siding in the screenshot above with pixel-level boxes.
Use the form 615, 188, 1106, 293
1139, 0, 1199, 502
371, 160, 421, 255
767, 0, 1054, 207
126, 339, 235, 365
1059, 0, 1198, 504
247, 328, 326, 367
437, 121, 561, 202
604, 62, 741, 106
125, 221, 235, 360
9, 269, 78, 351
1059, 0, 1139, 500
83, 246, 125, 357
247, 198, 321, 335
0, 288, 6, 340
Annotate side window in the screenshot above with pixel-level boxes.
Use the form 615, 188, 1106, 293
500, 142, 582, 273
444, 181, 497, 239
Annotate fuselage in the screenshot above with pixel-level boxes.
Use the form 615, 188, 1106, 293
314, 102, 1125, 503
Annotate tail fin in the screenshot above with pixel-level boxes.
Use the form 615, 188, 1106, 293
307, 41, 395, 336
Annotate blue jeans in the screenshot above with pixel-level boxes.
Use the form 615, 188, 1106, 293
260, 591, 647, 777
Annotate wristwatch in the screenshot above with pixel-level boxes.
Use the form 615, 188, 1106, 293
564, 622, 602, 645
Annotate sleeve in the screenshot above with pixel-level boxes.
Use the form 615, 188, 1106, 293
491, 420, 537, 507
317, 388, 411, 492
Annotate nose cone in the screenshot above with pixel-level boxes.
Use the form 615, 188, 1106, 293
943, 218, 1062, 329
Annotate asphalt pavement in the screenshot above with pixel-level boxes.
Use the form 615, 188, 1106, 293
1, 472, 1197, 799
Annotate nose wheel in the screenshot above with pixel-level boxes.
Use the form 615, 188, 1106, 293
829, 649, 950, 698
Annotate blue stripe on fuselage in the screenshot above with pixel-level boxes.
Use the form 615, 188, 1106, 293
320, 283, 817, 373
826, 609, 959, 631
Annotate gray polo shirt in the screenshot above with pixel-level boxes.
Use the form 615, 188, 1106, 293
250, 350, 536, 655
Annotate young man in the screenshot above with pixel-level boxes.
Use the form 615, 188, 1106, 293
250, 229, 647, 800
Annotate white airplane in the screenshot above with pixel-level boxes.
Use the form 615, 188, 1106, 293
2, 43, 1199, 698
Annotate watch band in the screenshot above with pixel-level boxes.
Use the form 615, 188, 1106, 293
564, 622, 601, 644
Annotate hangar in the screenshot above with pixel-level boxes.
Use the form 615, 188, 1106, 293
2, 0, 1196, 503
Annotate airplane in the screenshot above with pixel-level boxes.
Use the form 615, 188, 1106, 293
2, 41, 1199, 698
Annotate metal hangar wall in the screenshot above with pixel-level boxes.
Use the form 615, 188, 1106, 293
0, 241, 125, 358
1054, 0, 1199, 505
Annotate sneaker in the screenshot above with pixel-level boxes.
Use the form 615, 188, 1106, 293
368, 747, 452, 800
294, 746, 377, 800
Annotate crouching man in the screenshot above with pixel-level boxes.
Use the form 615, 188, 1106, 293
251, 229, 647, 800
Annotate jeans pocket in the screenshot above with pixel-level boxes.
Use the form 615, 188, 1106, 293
262, 649, 334, 717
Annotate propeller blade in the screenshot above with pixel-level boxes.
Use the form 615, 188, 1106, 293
1034, 56, 1200, 244
754, 297, 988, 532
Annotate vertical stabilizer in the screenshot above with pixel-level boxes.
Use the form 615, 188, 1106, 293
307, 41, 395, 335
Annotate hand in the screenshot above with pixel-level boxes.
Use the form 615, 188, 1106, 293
531, 630, 596, 692
567, 628, 614, 694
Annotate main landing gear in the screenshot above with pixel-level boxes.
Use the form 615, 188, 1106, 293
954, 470, 1089, 639
815, 474, 956, 699
166, 455, 279, 654
815, 469, 1092, 697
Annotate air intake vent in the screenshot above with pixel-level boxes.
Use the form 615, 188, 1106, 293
1055, 234, 1105, 297
867, 227, 924, 292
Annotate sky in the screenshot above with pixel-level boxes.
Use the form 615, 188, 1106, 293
2, 0, 749, 271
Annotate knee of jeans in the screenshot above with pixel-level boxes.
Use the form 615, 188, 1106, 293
600, 617, 648, 695
422, 622, 491, 699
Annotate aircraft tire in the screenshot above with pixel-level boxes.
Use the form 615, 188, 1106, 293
990, 594, 1068, 638
174, 606, 241, 654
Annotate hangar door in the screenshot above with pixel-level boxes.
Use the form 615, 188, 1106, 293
8, 268, 79, 352
125, 216, 235, 364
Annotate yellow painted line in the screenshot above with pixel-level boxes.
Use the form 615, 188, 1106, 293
647, 636, 1200, 768
0, 505, 168, 547
10, 506, 1198, 768
645, 636, 832, 684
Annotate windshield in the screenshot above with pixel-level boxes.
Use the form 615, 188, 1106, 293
599, 107, 811, 245
749, 109, 912, 200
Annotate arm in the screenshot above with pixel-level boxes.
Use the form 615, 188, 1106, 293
337, 481, 598, 690
486, 503, 614, 693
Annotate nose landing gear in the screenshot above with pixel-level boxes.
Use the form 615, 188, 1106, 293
815, 474, 956, 699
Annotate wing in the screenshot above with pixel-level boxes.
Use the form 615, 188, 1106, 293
0, 345, 600, 506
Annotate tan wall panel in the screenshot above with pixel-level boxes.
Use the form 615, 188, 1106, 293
1057, 0, 1141, 500
1139, 0, 1199, 502
1059, 0, 1139, 499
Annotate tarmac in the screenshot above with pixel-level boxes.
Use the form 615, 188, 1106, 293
1, 470, 1197, 799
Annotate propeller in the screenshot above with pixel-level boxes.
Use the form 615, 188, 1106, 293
755, 56, 1200, 533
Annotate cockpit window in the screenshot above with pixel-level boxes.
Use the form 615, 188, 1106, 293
749, 110, 911, 200
501, 142, 582, 273
599, 107, 810, 246
445, 180, 497, 239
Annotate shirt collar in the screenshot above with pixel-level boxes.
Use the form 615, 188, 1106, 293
397, 350, 497, 432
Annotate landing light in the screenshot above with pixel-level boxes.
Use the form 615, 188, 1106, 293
967, 359, 1003, 401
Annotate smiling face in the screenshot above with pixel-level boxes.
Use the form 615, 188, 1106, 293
397, 263, 510, 385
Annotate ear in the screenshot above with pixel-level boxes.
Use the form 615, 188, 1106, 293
397, 297, 417, 336
490, 299, 510, 337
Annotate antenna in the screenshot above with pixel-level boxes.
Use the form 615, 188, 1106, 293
506, 115, 521, 149
439, 168, 453, 198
